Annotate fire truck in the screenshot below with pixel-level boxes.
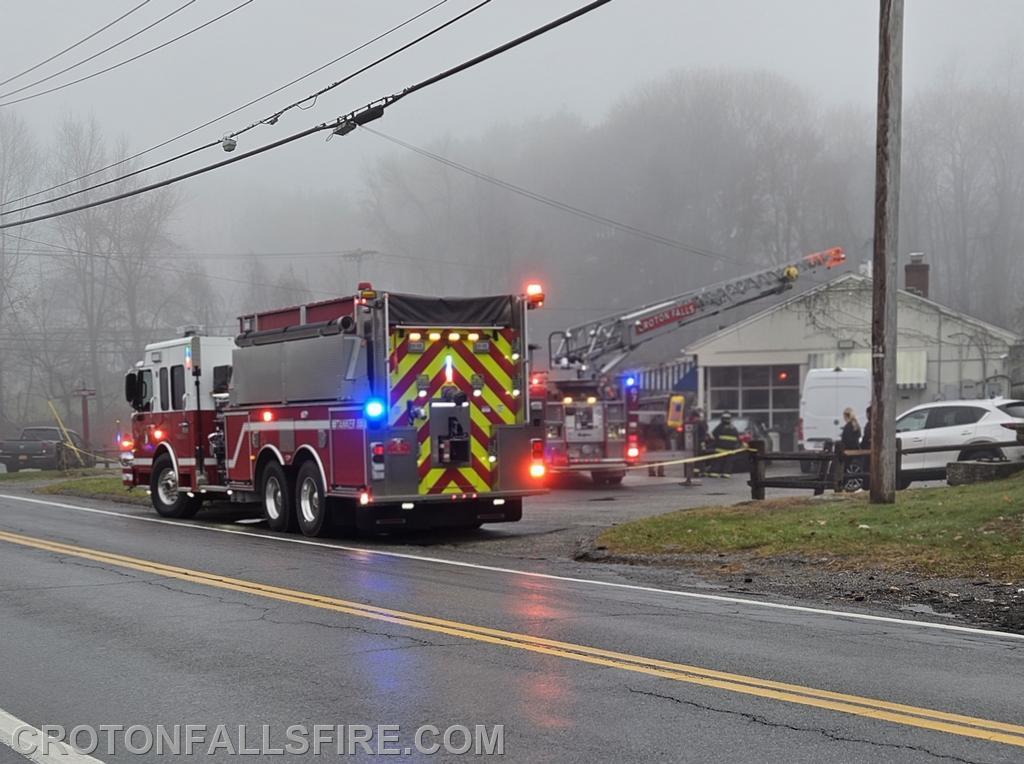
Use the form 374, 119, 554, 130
538, 248, 847, 483
122, 284, 547, 535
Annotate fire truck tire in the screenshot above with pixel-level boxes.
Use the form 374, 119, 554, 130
295, 461, 329, 537
260, 461, 296, 532
150, 454, 201, 518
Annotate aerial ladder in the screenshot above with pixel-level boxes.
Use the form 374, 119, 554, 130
536, 247, 847, 484
549, 247, 847, 374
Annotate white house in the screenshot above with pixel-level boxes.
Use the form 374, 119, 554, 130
679, 270, 1020, 450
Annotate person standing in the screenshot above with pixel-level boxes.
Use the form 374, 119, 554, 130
686, 407, 709, 481
841, 407, 862, 450
708, 412, 740, 478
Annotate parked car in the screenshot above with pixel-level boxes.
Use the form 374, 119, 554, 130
707, 416, 770, 446
896, 399, 1024, 487
0, 427, 92, 472
798, 367, 871, 473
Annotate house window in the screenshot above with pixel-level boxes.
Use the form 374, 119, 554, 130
706, 364, 802, 449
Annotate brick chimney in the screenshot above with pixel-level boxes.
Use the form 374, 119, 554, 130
904, 252, 929, 298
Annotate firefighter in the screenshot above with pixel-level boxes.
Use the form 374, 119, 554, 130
707, 411, 740, 478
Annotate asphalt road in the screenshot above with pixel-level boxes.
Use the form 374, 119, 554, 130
1, 486, 1022, 763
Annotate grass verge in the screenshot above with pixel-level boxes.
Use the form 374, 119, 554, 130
0, 468, 107, 483
35, 476, 150, 507
598, 474, 1024, 579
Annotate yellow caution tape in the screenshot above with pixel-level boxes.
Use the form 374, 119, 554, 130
624, 447, 753, 471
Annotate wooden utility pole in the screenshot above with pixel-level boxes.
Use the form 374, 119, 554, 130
870, 0, 904, 503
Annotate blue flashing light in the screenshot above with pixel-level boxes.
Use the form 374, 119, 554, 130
364, 399, 386, 420
625, 376, 637, 388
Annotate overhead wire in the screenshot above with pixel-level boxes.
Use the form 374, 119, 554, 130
359, 126, 745, 266
0, 0, 489, 217
358, 127, 837, 288
0, 0, 451, 210
0, 0, 155, 89
0, 0, 254, 107
0, 0, 616, 230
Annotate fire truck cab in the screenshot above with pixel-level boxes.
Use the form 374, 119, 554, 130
123, 285, 547, 535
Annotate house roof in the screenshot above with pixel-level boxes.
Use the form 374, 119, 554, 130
684, 272, 1021, 353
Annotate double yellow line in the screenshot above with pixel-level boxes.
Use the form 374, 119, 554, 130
2, 528, 1022, 749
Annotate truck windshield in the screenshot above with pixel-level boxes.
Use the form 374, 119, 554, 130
20, 428, 60, 441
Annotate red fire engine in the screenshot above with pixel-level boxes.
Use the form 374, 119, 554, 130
539, 248, 847, 483
122, 284, 547, 535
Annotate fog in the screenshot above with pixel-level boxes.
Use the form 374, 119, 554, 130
1, 0, 1023, 430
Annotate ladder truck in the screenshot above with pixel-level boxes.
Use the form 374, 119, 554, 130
121, 283, 548, 536
536, 248, 846, 484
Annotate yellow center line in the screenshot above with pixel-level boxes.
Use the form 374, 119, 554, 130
2, 529, 1022, 749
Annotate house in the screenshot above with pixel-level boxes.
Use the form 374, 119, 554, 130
640, 258, 1021, 450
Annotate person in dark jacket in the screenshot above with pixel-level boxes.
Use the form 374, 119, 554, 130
841, 407, 862, 451
860, 405, 872, 450
708, 412, 740, 477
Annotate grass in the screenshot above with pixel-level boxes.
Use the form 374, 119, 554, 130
598, 474, 1024, 579
35, 476, 150, 507
0, 468, 108, 483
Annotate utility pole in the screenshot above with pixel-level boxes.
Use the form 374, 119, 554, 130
870, 0, 904, 503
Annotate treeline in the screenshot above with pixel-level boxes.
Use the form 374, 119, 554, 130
2, 67, 1022, 441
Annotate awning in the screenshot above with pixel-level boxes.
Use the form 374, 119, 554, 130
807, 350, 928, 389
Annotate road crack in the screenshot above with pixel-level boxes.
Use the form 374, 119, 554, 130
627, 688, 992, 764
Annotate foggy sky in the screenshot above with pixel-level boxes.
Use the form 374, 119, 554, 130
2, 0, 1023, 251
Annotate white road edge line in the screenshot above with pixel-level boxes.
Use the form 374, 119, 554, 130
0, 708, 104, 763
3, 492, 1023, 643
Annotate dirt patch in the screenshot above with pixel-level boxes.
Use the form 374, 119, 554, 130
578, 545, 1024, 633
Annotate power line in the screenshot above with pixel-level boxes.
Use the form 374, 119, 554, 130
0, 0, 616, 230
0, 0, 155, 89
360, 126, 836, 288
1, 0, 492, 218
0, 0, 253, 107
0, 0, 451, 211
360, 126, 743, 266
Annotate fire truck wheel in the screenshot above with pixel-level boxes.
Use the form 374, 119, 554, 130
295, 461, 329, 537
150, 454, 201, 518
260, 461, 296, 532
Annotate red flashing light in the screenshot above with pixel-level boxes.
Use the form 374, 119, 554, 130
530, 438, 544, 460
626, 446, 640, 460
373, 443, 386, 457
151, 428, 165, 442
529, 462, 546, 479
261, 410, 275, 423
359, 490, 371, 506
120, 438, 134, 450
778, 371, 789, 381
525, 283, 545, 309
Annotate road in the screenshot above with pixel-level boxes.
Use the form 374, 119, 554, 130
1, 483, 1022, 762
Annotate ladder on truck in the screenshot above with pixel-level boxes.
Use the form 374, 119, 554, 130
548, 247, 846, 375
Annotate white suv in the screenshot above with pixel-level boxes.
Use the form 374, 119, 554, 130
896, 398, 1024, 486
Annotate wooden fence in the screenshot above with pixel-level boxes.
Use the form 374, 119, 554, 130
747, 438, 1021, 500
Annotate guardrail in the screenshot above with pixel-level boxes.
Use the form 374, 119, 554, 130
747, 438, 1021, 500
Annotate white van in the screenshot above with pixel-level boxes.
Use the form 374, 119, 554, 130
799, 368, 871, 462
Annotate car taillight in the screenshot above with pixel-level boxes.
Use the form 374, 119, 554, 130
529, 438, 546, 479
